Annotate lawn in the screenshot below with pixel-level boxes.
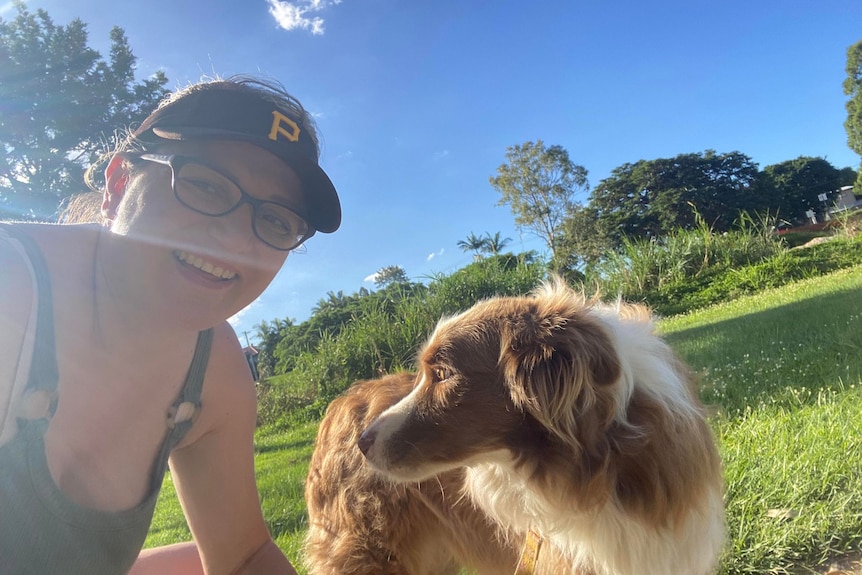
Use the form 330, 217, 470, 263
147, 265, 862, 574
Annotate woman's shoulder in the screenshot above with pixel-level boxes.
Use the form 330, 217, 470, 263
0, 224, 38, 300
1, 222, 101, 262
178, 322, 258, 446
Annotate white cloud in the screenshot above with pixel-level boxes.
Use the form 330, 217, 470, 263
267, 0, 342, 35
433, 150, 450, 161
426, 248, 445, 261
228, 298, 260, 328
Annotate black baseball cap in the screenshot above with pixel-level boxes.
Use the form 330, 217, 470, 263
134, 88, 341, 234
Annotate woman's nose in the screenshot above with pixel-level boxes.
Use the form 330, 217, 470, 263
206, 202, 257, 251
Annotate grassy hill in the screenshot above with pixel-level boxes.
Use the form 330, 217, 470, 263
146, 265, 862, 574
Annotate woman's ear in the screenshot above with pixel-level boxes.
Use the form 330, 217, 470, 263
101, 154, 130, 221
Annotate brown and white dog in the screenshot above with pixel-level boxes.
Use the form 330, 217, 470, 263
303, 372, 528, 574
357, 279, 726, 575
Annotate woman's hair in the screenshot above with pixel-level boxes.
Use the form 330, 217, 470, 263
62, 75, 322, 225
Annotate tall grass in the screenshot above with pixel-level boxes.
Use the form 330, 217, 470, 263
257, 254, 545, 427
585, 218, 862, 317
584, 211, 785, 304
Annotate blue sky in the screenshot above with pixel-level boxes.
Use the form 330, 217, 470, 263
7, 0, 862, 342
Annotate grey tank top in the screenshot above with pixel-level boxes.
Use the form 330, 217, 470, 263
0, 226, 213, 574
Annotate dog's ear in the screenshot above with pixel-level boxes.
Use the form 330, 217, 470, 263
500, 297, 621, 452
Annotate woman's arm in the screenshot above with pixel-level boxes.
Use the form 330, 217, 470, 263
130, 540, 297, 575
129, 542, 203, 575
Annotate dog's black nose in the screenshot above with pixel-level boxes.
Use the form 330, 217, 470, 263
357, 428, 376, 456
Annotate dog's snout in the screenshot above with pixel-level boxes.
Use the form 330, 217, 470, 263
357, 428, 377, 457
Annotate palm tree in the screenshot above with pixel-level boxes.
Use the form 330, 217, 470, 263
482, 232, 512, 255
457, 232, 489, 260
312, 290, 348, 315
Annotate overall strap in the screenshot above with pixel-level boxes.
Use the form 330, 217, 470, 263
148, 328, 213, 488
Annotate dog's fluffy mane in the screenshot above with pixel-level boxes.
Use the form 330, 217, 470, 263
454, 279, 725, 574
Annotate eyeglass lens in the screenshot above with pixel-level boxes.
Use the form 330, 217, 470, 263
173, 162, 308, 250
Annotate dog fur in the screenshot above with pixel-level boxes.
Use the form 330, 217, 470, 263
304, 372, 529, 574
358, 279, 726, 575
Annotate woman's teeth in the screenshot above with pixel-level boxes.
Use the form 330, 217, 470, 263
175, 250, 237, 280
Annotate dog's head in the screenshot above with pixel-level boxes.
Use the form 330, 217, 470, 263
359, 279, 623, 483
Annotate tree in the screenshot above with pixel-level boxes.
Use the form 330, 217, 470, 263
555, 204, 615, 276
0, 1, 169, 220
759, 157, 849, 223
253, 317, 293, 379
844, 40, 862, 193
457, 231, 489, 260
373, 265, 409, 288
482, 232, 512, 255
489, 140, 589, 268
588, 150, 763, 248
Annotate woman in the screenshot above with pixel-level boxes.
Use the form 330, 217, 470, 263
0, 76, 341, 574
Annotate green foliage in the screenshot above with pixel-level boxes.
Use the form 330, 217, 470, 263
456, 231, 489, 257
257, 219, 862, 430
253, 317, 293, 380
425, 252, 545, 314
759, 156, 848, 224
482, 231, 512, 255
844, 40, 862, 175
256, 254, 545, 428
554, 204, 614, 273
457, 231, 513, 259
372, 265, 409, 288
0, 1, 169, 220
489, 140, 589, 266
151, 267, 862, 575
590, 228, 862, 317
584, 210, 784, 308
587, 150, 764, 249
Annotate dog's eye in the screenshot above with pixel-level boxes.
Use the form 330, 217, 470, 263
433, 367, 451, 382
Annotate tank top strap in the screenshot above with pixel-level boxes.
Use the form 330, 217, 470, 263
147, 328, 213, 489
0, 225, 60, 408
166, 327, 213, 431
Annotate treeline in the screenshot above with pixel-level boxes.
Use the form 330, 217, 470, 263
492, 145, 857, 279
256, 222, 862, 428
0, 2, 169, 220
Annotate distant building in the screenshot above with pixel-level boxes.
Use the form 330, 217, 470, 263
830, 186, 862, 214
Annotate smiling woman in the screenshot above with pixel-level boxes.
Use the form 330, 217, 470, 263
0, 76, 341, 575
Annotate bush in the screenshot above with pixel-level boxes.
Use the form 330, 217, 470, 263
583, 212, 786, 306
255, 228, 862, 426
256, 254, 545, 428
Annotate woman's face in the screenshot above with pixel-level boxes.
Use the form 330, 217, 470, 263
105, 139, 305, 329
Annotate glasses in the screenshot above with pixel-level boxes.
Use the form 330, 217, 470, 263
137, 153, 313, 251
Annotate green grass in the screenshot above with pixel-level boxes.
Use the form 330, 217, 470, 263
145, 421, 318, 563
148, 265, 862, 574
661, 265, 862, 417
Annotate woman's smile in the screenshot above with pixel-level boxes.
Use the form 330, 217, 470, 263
173, 249, 238, 284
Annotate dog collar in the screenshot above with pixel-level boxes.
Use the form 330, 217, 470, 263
514, 527, 544, 575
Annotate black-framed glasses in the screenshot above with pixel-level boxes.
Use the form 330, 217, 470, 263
137, 153, 313, 251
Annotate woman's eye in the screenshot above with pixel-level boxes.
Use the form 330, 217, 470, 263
188, 178, 227, 197
260, 214, 293, 237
